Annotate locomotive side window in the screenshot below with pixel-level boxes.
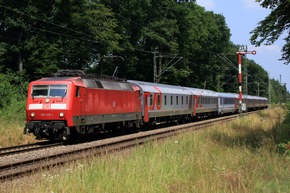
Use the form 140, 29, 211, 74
32, 84, 67, 98
76, 87, 80, 97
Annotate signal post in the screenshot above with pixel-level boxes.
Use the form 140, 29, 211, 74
236, 48, 256, 113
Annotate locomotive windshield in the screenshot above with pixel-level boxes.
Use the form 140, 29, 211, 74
31, 84, 67, 98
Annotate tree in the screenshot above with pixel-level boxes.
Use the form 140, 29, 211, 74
250, 0, 290, 64
244, 59, 269, 97
0, 0, 120, 79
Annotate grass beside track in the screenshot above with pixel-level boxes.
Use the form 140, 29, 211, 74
0, 118, 36, 148
2, 107, 290, 193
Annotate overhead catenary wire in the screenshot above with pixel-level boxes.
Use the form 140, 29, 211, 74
0, 4, 96, 40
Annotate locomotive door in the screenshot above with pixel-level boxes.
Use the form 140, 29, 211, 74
79, 87, 87, 123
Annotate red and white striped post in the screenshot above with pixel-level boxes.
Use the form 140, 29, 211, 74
236, 50, 256, 113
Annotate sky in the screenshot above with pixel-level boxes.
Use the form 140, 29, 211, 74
196, 0, 290, 92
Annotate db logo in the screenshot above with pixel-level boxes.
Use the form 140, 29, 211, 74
43, 104, 51, 109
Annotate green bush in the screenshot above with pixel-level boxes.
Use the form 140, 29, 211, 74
0, 73, 28, 121
277, 103, 290, 156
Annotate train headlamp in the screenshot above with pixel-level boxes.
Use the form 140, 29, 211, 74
30, 112, 35, 118
59, 112, 64, 118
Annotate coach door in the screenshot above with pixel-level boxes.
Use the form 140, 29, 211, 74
193, 95, 197, 116
143, 92, 150, 122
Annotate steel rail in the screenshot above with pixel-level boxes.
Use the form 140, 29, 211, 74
0, 111, 257, 182
0, 141, 63, 157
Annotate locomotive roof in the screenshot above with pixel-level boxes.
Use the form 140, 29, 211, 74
33, 77, 134, 91
32, 77, 86, 87
83, 79, 133, 91
37, 77, 81, 81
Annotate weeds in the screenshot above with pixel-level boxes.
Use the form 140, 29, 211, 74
1, 107, 290, 193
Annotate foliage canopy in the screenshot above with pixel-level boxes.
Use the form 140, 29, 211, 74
250, 0, 290, 65
0, 0, 288, 105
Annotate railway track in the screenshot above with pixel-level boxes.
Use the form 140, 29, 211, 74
0, 141, 63, 157
0, 112, 253, 182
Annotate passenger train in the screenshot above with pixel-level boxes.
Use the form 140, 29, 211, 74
24, 70, 268, 140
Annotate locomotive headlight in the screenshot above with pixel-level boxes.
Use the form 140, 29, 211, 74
30, 112, 35, 118
59, 112, 64, 118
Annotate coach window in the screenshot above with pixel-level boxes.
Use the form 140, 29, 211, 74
181, 96, 184, 105
164, 95, 167, 105
76, 87, 80, 97
157, 94, 161, 105
150, 94, 153, 106
170, 96, 173, 105
176, 96, 178, 105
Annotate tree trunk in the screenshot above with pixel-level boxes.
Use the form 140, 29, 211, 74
17, 30, 23, 72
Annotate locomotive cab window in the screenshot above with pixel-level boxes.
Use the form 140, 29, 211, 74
32, 84, 68, 98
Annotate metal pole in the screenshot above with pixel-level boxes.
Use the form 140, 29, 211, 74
236, 50, 256, 113
153, 51, 157, 83
255, 81, 259, 96
268, 71, 271, 108
153, 47, 158, 83
237, 54, 243, 113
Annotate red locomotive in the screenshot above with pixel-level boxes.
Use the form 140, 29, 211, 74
24, 70, 142, 140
